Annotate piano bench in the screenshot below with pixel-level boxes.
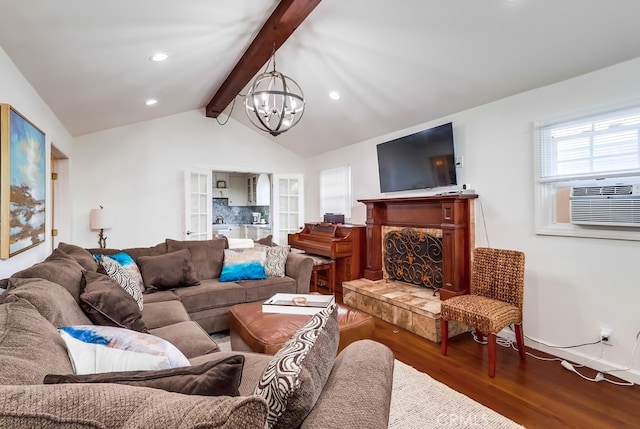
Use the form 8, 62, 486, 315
307, 255, 335, 293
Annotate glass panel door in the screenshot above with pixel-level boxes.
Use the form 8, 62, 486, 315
272, 174, 304, 245
184, 168, 212, 240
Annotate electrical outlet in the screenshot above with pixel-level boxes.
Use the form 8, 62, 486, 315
600, 327, 613, 343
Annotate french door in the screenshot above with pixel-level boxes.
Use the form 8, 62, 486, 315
271, 174, 304, 245
184, 168, 212, 240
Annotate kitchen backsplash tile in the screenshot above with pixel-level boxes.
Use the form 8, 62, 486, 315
213, 199, 269, 224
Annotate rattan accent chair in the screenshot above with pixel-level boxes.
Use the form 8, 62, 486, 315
440, 247, 526, 377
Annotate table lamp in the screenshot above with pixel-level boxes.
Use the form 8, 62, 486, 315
90, 206, 112, 248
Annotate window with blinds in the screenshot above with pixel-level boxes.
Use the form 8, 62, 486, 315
534, 104, 640, 240
319, 166, 351, 220
538, 106, 640, 181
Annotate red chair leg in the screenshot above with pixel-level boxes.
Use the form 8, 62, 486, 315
515, 323, 526, 360
488, 333, 497, 378
441, 318, 448, 355
475, 329, 484, 343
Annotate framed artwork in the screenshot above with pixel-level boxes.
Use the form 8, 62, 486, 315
0, 104, 46, 259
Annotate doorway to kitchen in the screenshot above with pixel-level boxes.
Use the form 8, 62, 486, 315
212, 171, 272, 241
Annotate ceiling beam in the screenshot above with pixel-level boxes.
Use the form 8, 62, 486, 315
206, 0, 321, 118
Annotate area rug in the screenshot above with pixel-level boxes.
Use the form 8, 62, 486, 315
389, 360, 524, 429
210, 333, 523, 428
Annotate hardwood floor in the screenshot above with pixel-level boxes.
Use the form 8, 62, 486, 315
372, 316, 640, 428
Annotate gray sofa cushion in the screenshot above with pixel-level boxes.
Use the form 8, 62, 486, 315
241, 276, 297, 303
142, 289, 180, 303
142, 300, 191, 330
122, 242, 168, 260
149, 320, 220, 359
0, 299, 75, 385
0, 383, 268, 428
57, 242, 98, 272
174, 279, 245, 313
10, 248, 85, 302
166, 238, 227, 280
2, 277, 91, 327
300, 340, 395, 429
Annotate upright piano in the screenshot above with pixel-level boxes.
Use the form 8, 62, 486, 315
288, 222, 366, 295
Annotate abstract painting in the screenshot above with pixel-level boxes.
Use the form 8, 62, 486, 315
0, 104, 46, 258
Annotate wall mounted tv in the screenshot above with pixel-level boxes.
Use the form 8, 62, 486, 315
376, 122, 457, 193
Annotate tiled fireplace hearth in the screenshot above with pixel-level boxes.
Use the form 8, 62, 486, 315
343, 279, 469, 342
344, 194, 477, 342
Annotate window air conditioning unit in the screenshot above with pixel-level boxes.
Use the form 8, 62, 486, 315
569, 182, 640, 227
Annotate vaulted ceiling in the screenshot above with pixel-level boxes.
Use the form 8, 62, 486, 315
1, 0, 640, 157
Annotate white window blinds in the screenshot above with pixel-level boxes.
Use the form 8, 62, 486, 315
538, 105, 640, 182
320, 166, 351, 219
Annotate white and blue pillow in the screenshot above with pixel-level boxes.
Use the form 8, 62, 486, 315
219, 248, 267, 282
58, 325, 190, 375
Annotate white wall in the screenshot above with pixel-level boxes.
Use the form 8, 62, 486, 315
304, 57, 640, 383
0, 46, 74, 278
71, 109, 305, 249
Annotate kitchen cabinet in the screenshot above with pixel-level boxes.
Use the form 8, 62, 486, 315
227, 224, 243, 239
213, 172, 229, 188
249, 174, 270, 206
213, 172, 230, 198
213, 224, 243, 238
247, 175, 257, 205
228, 174, 247, 206
245, 225, 272, 241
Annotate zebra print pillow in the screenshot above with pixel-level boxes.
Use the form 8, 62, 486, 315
99, 255, 144, 311
254, 303, 339, 429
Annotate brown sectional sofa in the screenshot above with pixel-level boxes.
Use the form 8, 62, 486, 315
0, 241, 396, 428
88, 237, 314, 333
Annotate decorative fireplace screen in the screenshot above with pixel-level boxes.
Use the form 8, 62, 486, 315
383, 227, 443, 291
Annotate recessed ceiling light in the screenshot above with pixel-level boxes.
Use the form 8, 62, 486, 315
150, 52, 168, 62
329, 91, 341, 100
145, 99, 158, 106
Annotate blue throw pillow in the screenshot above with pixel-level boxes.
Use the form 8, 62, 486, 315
219, 248, 267, 282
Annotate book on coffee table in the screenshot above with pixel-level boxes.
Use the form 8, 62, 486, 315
262, 293, 335, 315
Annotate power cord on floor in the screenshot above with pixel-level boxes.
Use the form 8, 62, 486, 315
469, 327, 639, 386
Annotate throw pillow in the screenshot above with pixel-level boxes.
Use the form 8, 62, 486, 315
254, 303, 339, 429
58, 325, 190, 375
255, 234, 275, 246
44, 355, 244, 397
264, 246, 289, 277
101, 251, 145, 294
79, 271, 147, 332
219, 247, 267, 282
137, 249, 201, 291
3, 277, 92, 327
166, 238, 228, 280
98, 255, 144, 311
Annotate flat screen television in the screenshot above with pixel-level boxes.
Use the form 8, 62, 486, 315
376, 122, 457, 193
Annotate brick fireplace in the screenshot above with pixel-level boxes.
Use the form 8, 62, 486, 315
343, 194, 476, 342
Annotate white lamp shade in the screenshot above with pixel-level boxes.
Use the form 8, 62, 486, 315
90, 208, 112, 230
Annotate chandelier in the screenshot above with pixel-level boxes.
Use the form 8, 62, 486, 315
244, 52, 305, 136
